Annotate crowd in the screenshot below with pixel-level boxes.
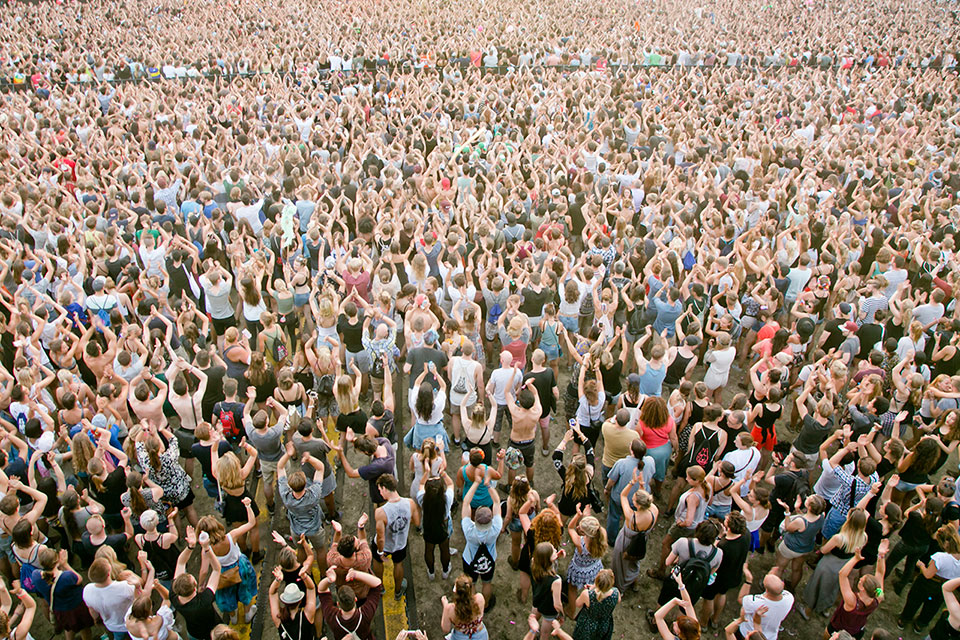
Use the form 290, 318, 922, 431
0, 0, 958, 638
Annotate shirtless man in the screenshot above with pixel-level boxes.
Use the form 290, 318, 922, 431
128, 369, 168, 426
78, 318, 119, 384
504, 366, 542, 485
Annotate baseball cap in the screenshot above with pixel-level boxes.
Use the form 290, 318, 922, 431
844, 321, 859, 332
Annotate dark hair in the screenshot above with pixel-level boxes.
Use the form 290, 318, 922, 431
694, 519, 720, 546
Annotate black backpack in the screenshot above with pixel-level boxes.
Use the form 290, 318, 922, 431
680, 540, 717, 599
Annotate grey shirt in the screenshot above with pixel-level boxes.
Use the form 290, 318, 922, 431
278, 476, 324, 536
292, 435, 332, 479
243, 414, 287, 462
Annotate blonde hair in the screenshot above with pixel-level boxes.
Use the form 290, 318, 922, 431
216, 452, 245, 491
839, 508, 869, 552
579, 515, 608, 558
334, 374, 358, 413
95, 545, 128, 580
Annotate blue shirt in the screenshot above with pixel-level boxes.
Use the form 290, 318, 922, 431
652, 296, 683, 336
461, 513, 503, 563
607, 455, 656, 510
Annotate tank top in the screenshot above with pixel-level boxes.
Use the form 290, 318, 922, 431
139, 534, 180, 580
930, 612, 960, 640
540, 321, 559, 348
829, 595, 879, 635
279, 609, 317, 640
675, 489, 707, 528
380, 499, 412, 553
638, 362, 667, 396
783, 514, 825, 553
665, 352, 693, 385
532, 575, 560, 617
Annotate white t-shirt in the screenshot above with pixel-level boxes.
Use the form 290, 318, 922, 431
785, 267, 812, 300
83, 580, 137, 632
740, 591, 795, 640
723, 447, 760, 495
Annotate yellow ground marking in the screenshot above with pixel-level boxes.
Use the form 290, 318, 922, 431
326, 418, 340, 466
381, 558, 408, 640
232, 474, 269, 640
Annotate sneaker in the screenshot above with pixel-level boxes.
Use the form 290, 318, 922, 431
251, 551, 265, 565
442, 566, 451, 580
449, 547, 459, 556
541, 447, 550, 457
395, 578, 407, 600
897, 620, 906, 630
427, 570, 435, 581
484, 594, 497, 613
244, 604, 258, 623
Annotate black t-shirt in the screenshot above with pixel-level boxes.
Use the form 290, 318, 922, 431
794, 415, 835, 455
174, 588, 223, 640
524, 369, 557, 415
90, 467, 127, 515
337, 314, 365, 352
520, 287, 552, 317
190, 440, 232, 482
856, 323, 884, 360
821, 318, 846, 352
79, 532, 128, 568
336, 409, 368, 435
200, 365, 227, 419
405, 347, 448, 389
368, 410, 395, 442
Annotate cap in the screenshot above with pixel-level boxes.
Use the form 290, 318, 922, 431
504, 447, 524, 471
844, 321, 859, 333
424, 329, 438, 345
92, 276, 106, 291
838, 302, 852, 314
627, 373, 642, 385
475, 506, 493, 526
279, 583, 305, 604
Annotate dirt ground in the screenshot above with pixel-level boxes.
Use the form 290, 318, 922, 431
28, 359, 934, 640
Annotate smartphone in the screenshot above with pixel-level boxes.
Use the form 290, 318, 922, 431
670, 565, 681, 579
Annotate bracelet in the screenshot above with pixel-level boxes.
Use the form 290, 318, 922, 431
678, 585, 686, 590
187, 544, 196, 549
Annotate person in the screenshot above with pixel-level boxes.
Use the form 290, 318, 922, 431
774, 495, 828, 592
656, 519, 723, 607
33, 547, 95, 640
612, 476, 658, 592
899, 525, 960, 632
83, 557, 138, 640
735, 567, 794, 640
524, 348, 559, 457
828, 543, 888, 639
241, 390, 289, 515
604, 438, 655, 540
653, 573, 701, 640
418, 473, 455, 581
195, 501, 259, 625
929, 576, 960, 640
316, 565, 383, 640
529, 542, 564, 640
554, 569, 620, 640
335, 433, 396, 506
124, 582, 178, 640
277, 445, 328, 572
461, 472, 503, 612
171, 534, 224, 640
372, 474, 418, 600
505, 372, 543, 485
0, 584, 37, 640
268, 566, 317, 640
803, 508, 870, 618
564, 508, 607, 615
701, 511, 752, 629
440, 575, 488, 640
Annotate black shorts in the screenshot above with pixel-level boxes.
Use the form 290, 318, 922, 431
462, 557, 495, 583
212, 315, 237, 335
372, 545, 407, 564
175, 488, 196, 510
510, 439, 536, 468
174, 428, 197, 459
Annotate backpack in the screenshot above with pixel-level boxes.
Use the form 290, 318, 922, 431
270, 333, 288, 363
680, 540, 717, 599
218, 405, 241, 441
316, 374, 335, 397
487, 300, 504, 326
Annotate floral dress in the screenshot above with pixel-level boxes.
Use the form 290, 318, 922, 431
572, 588, 619, 640
136, 438, 191, 507
565, 537, 603, 589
